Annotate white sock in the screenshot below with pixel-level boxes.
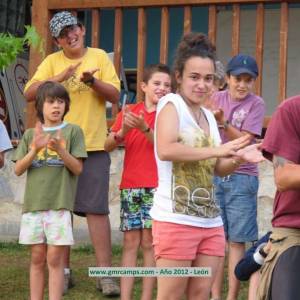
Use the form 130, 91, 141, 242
64, 268, 70, 275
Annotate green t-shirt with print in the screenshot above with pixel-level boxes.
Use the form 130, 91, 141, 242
13, 123, 87, 213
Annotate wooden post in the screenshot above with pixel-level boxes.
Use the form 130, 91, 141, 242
137, 8, 146, 102
27, 0, 52, 128
160, 7, 169, 64
232, 4, 240, 56
278, 2, 288, 103
112, 8, 123, 117
208, 5, 217, 46
255, 3, 265, 96
183, 6, 192, 34
91, 9, 100, 48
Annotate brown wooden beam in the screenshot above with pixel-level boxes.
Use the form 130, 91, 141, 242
232, 4, 240, 56
48, 0, 290, 10
91, 9, 100, 48
263, 116, 271, 128
278, 2, 288, 103
208, 5, 217, 46
112, 8, 123, 117
183, 6, 192, 34
27, 0, 52, 128
71, 10, 78, 17
160, 7, 169, 64
137, 8, 147, 102
255, 3, 264, 96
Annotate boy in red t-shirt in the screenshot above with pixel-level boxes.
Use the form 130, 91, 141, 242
104, 64, 171, 300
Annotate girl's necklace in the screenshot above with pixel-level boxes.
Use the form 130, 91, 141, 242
188, 107, 202, 126
188, 106, 210, 136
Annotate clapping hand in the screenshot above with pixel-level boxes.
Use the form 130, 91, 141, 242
124, 107, 148, 131
216, 134, 251, 158
47, 130, 65, 153
122, 106, 148, 133
213, 108, 225, 124
31, 122, 50, 152
235, 143, 265, 163
54, 62, 81, 82
80, 68, 99, 83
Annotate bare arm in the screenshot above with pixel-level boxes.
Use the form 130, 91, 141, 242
104, 131, 122, 152
273, 155, 300, 191
47, 131, 83, 176
15, 123, 50, 176
104, 106, 153, 152
24, 62, 82, 102
156, 103, 250, 162
80, 69, 120, 104
215, 142, 264, 176
214, 157, 242, 177
56, 147, 83, 176
214, 109, 254, 140
90, 79, 120, 104
223, 126, 254, 141
15, 148, 38, 176
24, 81, 45, 102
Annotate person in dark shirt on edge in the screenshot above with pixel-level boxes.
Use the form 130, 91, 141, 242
234, 231, 271, 300
258, 96, 300, 299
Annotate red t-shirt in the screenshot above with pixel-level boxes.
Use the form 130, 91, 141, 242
111, 102, 157, 189
262, 96, 300, 228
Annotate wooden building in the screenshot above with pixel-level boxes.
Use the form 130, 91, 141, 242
28, 0, 299, 128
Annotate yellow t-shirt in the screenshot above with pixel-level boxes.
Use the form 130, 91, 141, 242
25, 48, 120, 151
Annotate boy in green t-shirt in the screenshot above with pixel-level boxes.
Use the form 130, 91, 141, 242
14, 81, 87, 300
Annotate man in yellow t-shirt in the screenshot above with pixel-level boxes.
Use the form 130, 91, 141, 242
24, 11, 120, 296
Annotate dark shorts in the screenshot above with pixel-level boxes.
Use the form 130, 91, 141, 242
119, 188, 154, 232
270, 246, 300, 299
73, 151, 110, 217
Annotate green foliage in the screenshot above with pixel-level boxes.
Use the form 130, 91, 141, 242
0, 26, 43, 70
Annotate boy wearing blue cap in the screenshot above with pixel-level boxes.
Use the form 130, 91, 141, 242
210, 54, 265, 300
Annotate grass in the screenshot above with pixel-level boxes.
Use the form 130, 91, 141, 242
0, 242, 249, 300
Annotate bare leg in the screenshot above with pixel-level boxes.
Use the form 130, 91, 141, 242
187, 254, 221, 300
30, 244, 47, 300
141, 229, 156, 300
62, 246, 70, 269
226, 242, 245, 300
120, 230, 141, 300
47, 245, 66, 300
86, 214, 112, 267
248, 271, 260, 300
211, 257, 225, 299
156, 258, 191, 300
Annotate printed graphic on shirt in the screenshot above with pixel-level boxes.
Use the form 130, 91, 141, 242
63, 73, 91, 93
232, 109, 248, 128
172, 127, 219, 218
31, 140, 66, 168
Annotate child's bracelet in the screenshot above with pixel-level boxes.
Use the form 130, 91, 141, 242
231, 158, 241, 167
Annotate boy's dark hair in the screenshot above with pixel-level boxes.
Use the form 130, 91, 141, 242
35, 81, 70, 123
173, 32, 216, 89
142, 63, 171, 83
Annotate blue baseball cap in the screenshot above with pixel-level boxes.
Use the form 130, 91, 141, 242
226, 54, 259, 78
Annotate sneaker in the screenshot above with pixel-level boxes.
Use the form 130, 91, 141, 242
96, 277, 120, 296
63, 270, 75, 295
